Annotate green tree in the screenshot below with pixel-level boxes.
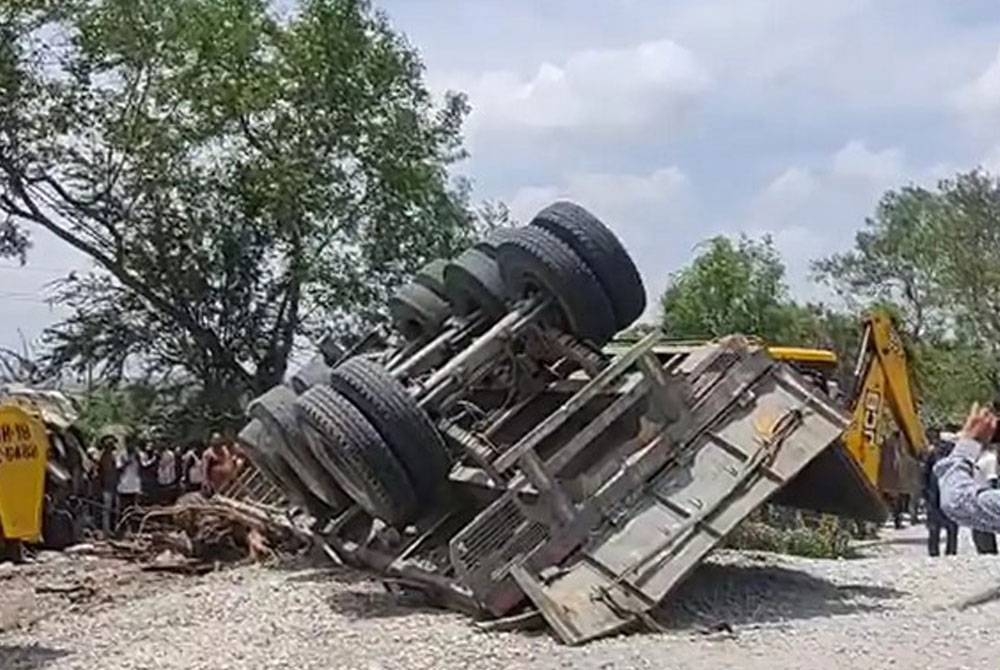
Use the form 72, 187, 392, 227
660, 235, 805, 342
0, 0, 478, 427
813, 186, 944, 339
815, 170, 1000, 418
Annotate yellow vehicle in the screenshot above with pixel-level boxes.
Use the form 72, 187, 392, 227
842, 311, 928, 492
0, 387, 88, 558
771, 310, 928, 501
0, 405, 49, 544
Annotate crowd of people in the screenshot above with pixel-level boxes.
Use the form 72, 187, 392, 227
86, 432, 240, 535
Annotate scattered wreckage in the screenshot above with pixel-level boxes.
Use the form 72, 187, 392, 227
238, 201, 882, 644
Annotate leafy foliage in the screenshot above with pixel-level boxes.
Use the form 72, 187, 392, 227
76, 382, 213, 443
816, 170, 1000, 418
725, 516, 856, 559
813, 186, 944, 339
660, 235, 806, 342
0, 0, 479, 427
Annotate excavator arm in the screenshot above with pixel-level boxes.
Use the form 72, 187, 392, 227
842, 311, 928, 491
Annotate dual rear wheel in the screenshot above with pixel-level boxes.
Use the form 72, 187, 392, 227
388, 201, 645, 347
297, 202, 647, 525
296, 356, 451, 525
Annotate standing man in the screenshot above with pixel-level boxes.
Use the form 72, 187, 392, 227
116, 438, 142, 533
156, 442, 179, 505
972, 443, 999, 554
936, 404, 1000, 537
924, 429, 958, 557
181, 441, 205, 493
97, 436, 119, 536
138, 439, 159, 506
202, 432, 235, 497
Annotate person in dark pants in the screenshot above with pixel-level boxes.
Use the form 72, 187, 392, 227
924, 432, 959, 556
892, 494, 911, 530
138, 439, 159, 506
971, 445, 999, 554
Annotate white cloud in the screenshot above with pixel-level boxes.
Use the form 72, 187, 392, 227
953, 46, 1000, 126
454, 39, 711, 137
744, 140, 911, 302
509, 167, 690, 225
764, 167, 817, 200
831, 141, 904, 186
984, 145, 1000, 173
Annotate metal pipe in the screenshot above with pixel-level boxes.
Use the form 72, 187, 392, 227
388, 322, 461, 378
389, 312, 489, 380
416, 296, 549, 411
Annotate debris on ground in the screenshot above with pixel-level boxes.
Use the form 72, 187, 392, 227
6, 527, 1000, 670
58, 495, 310, 574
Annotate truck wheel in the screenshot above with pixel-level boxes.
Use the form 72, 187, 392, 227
473, 228, 519, 259
288, 354, 332, 394
238, 419, 335, 519
443, 248, 508, 319
297, 385, 419, 525
330, 356, 451, 503
529, 201, 646, 329
414, 259, 450, 300
389, 282, 451, 341
496, 226, 617, 345
248, 386, 351, 512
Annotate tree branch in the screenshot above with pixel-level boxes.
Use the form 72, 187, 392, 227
0, 161, 255, 387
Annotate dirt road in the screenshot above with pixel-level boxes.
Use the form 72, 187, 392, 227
3, 524, 1000, 670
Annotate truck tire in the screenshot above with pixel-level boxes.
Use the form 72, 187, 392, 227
238, 419, 334, 518
414, 259, 450, 300
389, 282, 451, 341
473, 228, 519, 259
318, 333, 345, 366
248, 386, 350, 512
529, 201, 645, 329
496, 226, 617, 345
297, 385, 419, 525
288, 354, 332, 394
330, 356, 451, 503
443, 248, 508, 318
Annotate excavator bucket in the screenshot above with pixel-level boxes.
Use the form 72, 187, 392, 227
0, 406, 49, 541
773, 439, 888, 521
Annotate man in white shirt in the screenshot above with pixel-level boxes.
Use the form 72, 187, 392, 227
116, 441, 142, 533
972, 446, 999, 554
157, 444, 179, 505
181, 442, 205, 493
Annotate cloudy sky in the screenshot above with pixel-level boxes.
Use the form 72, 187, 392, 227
5, 0, 1000, 351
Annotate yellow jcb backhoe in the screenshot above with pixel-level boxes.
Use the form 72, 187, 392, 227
769, 310, 928, 517
841, 311, 928, 494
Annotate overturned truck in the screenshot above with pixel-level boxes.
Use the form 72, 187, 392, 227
239, 202, 883, 644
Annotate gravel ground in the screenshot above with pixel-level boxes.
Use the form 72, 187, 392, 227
4, 525, 1000, 670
